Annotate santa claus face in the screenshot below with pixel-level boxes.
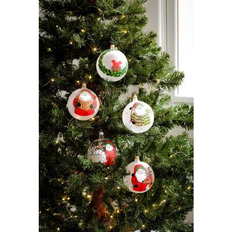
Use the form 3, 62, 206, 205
135, 168, 147, 182
134, 104, 146, 116
79, 91, 92, 102
105, 143, 113, 151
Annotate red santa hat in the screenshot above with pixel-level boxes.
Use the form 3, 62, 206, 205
134, 164, 146, 174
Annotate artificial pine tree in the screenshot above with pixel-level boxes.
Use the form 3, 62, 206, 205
39, 0, 193, 231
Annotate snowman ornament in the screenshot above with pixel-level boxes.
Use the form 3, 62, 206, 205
122, 95, 154, 133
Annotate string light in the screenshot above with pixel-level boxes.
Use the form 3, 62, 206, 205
109, 226, 113, 229
160, 199, 167, 204
170, 154, 176, 158
81, 29, 85, 33
142, 225, 146, 229
156, 78, 161, 84
62, 197, 66, 201
121, 14, 125, 18
144, 209, 148, 213
117, 186, 121, 190
97, 17, 101, 21
51, 78, 55, 82
76, 80, 80, 84
105, 176, 109, 180
92, 47, 97, 52
88, 75, 92, 80
116, 209, 120, 214
187, 186, 191, 190
78, 221, 83, 227
47, 48, 52, 52
66, 197, 70, 200
91, 117, 95, 121
57, 228, 60, 231
110, 215, 113, 219
56, 25, 59, 28
87, 194, 92, 200
69, 41, 73, 45
135, 198, 138, 202
123, 30, 128, 34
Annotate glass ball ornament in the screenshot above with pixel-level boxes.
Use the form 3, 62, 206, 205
123, 155, 155, 193
87, 131, 118, 165
67, 83, 100, 120
96, 45, 128, 82
122, 95, 154, 133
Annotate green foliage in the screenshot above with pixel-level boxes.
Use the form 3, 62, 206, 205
39, 0, 193, 231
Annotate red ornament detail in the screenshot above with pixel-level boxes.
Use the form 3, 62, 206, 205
72, 89, 98, 116
111, 60, 122, 72
104, 140, 116, 165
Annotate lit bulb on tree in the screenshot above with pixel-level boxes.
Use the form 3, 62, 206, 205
122, 94, 154, 133
96, 45, 128, 82
123, 155, 155, 193
67, 83, 100, 121
87, 130, 118, 165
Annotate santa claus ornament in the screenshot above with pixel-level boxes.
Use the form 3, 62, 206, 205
123, 155, 155, 193
122, 95, 154, 133
96, 45, 128, 82
87, 131, 117, 165
67, 83, 99, 120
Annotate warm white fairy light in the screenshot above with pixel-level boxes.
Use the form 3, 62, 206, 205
144, 209, 148, 213
69, 41, 73, 45
57, 228, 60, 231
56, 25, 59, 28
88, 75, 92, 80
81, 29, 85, 33
160, 199, 167, 204
117, 186, 121, 190
51, 78, 55, 82
92, 47, 97, 52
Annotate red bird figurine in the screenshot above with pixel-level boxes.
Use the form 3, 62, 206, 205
111, 60, 122, 71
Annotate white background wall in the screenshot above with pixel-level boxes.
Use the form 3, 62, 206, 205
143, 0, 193, 223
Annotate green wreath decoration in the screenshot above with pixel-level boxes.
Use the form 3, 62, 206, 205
98, 49, 128, 77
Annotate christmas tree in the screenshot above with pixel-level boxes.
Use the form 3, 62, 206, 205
39, 0, 193, 231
